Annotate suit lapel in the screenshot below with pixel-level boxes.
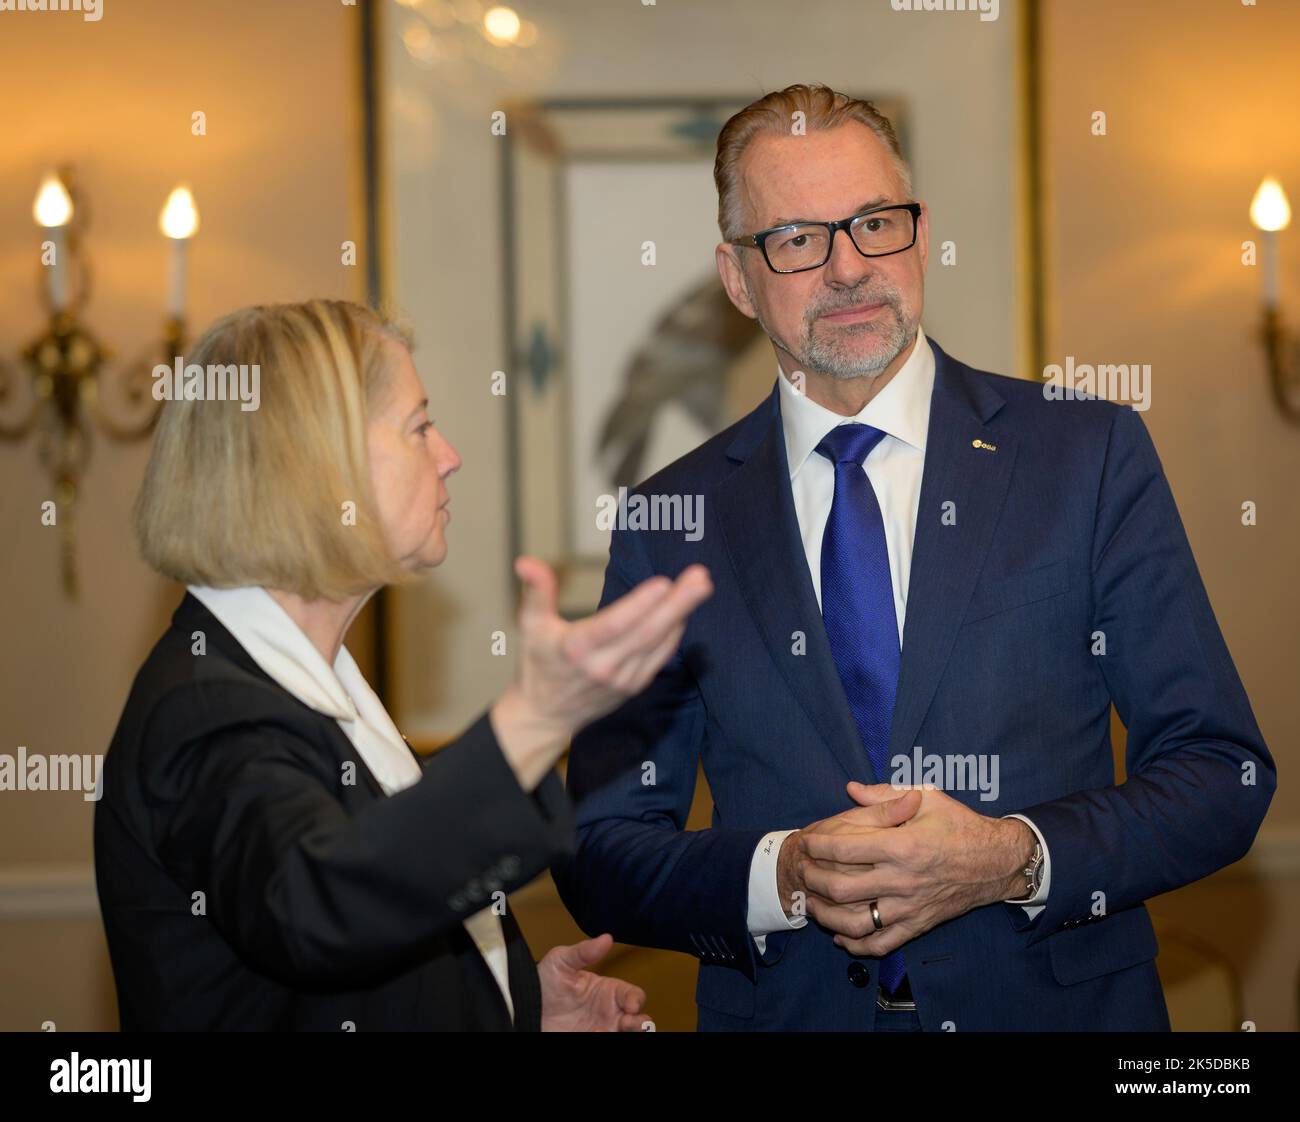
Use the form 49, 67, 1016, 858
715, 340, 1014, 783
886, 342, 1015, 765
716, 386, 879, 783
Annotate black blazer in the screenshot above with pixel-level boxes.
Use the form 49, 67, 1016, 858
94, 592, 576, 1031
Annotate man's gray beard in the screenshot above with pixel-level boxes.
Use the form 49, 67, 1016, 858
752, 293, 914, 382
802, 303, 913, 380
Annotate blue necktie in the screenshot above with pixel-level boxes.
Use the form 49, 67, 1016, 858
815, 423, 906, 996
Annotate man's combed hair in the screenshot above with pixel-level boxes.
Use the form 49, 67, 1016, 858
713, 83, 912, 241
134, 299, 415, 602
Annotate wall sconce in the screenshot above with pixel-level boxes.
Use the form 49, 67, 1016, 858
1250, 175, 1300, 422
0, 168, 198, 597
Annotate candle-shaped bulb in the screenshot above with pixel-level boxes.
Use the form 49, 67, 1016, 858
161, 186, 198, 319
160, 186, 199, 240
1250, 177, 1291, 233
159, 185, 197, 241
35, 174, 73, 312
33, 174, 73, 228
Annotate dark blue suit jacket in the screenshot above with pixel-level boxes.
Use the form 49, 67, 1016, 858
553, 338, 1275, 1031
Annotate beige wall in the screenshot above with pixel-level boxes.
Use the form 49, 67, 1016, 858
0, 0, 362, 1029
1042, 0, 1299, 1030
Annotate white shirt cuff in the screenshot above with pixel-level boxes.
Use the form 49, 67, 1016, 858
1002, 813, 1051, 920
747, 830, 807, 954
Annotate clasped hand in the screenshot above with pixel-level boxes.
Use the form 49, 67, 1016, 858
777, 783, 1033, 956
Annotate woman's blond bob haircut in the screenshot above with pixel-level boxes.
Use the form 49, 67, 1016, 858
714, 83, 913, 242
134, 299, 415, 602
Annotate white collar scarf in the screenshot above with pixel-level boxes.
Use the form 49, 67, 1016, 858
188, 585, 423, 795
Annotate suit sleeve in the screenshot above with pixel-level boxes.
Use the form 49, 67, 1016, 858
1006, 404, 1276, 942
146, 699, 575, 987
550, 519, 771, 982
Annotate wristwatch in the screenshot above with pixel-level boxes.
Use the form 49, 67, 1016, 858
1007, 841, 1044, 903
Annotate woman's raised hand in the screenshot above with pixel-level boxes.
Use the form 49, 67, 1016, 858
489, 555, 713, 790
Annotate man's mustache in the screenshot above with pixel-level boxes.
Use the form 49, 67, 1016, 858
808, 289, 901, 321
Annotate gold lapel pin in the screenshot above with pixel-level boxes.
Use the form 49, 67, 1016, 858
971, 439, 997, 452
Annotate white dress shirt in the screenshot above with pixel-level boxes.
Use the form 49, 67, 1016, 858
188, 584, 514, 1020
743, 327, 1051, 954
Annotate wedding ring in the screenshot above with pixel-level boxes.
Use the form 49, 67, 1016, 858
869, 899, 884, 931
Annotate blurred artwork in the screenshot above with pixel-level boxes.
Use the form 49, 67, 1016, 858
596, 274, 762, 489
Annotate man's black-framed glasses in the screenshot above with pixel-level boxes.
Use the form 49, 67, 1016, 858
729, 202, 922, 274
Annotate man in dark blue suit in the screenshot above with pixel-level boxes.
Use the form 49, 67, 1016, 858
552, 84, 1275, 1031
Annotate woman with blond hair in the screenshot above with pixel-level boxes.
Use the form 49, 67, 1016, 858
95, 299, 712, 1031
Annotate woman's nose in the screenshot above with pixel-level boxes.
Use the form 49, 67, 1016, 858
437, 431, 462, 475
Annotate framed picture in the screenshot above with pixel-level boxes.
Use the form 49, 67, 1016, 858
502, 95, 908, 614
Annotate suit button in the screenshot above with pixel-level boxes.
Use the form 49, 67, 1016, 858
847, 961, 870, 988
499, 855, 521, 877
449, 893, 467, 912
